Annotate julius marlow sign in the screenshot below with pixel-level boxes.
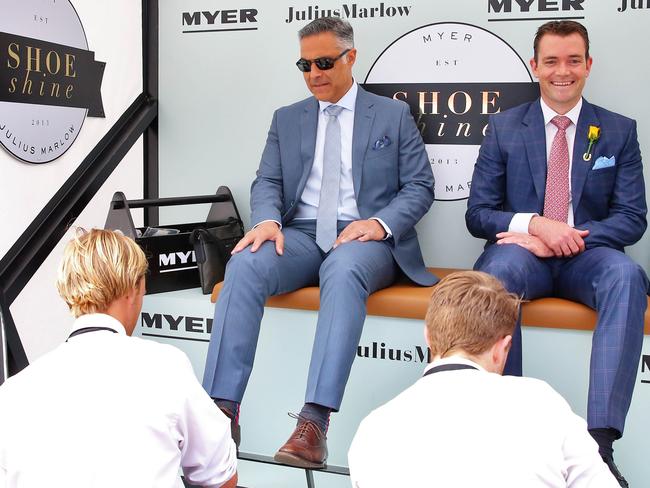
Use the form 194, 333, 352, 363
0, 0, 105, 164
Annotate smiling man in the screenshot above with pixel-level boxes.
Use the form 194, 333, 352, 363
466, 21, 647, 486
202, 17, 435, 468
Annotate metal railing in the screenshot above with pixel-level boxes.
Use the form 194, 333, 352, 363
182, 452, 349, 488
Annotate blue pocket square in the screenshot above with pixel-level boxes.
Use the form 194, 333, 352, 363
372, 136, 391, 150
592, 156, 615, 170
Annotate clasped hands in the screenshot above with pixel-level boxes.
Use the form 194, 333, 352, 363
496, 216, 589, 258
231, 219, 386, 256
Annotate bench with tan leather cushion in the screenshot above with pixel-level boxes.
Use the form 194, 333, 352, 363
211, 267, 650, 334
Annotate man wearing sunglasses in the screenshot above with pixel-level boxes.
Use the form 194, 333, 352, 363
202, 17, 436, 468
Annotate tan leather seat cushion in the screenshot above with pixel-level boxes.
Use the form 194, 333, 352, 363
212, 267, 650, 334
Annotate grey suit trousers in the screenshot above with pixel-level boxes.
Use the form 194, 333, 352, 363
202, 219, 397, 411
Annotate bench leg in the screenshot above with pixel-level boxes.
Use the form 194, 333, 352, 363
305, 469, 315, 488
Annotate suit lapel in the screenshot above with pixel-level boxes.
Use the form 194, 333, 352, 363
571, 99, 599, 211
522, 101, 547, 208
352, 87, 375, 198
298, 98, 319, 198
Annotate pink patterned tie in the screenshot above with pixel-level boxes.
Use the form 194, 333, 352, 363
543, 115, 572, 222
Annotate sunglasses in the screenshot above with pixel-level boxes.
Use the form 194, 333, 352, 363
296, 49, 350, 72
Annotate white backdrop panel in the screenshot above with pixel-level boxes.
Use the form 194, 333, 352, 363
159, 0, 650, 271
1, 0, 144, 359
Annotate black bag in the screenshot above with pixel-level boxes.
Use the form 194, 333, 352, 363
190, 217, 244, 294
104, 186, 244, 294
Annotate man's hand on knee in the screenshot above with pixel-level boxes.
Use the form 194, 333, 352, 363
334, 220, 386, 248
528, 216, 589, 258
495, 232, 554, 258
232, 221, 284, 255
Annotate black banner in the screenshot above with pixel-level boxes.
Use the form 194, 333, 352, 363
362, 82, 540, 145
0, 31, 105, 117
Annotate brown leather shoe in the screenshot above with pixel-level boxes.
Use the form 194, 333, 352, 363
274, 416, 328, 469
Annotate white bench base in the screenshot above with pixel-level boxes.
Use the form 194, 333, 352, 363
138, 288, 650, 487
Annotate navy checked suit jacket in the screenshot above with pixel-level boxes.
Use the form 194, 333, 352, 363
466, 98, 647, 251
249, 86, 437, 286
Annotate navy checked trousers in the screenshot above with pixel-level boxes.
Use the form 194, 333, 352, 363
475, 243, 648, 433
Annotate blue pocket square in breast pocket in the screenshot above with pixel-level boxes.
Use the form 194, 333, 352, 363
372, 136, 391, 150
592, 156, 615, 170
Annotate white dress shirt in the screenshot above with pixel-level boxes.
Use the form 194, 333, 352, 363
349, 354, 617, 488
0, 314, 236, 488
509, 98, 583, 233
290, 81, 391, 237
294, 82, 361, 222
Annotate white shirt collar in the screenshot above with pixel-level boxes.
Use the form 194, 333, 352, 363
423, 354, 486, 374
540, 97, 582, 128
70, 313, 126, 335
318, 80, 357, 114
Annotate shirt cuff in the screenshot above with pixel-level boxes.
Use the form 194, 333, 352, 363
370, 217, 392, 239
508, 213, 537, 234
253, 219, 282, 230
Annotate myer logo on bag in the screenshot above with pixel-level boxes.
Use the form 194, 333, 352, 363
0, 0, 105, 164
364, 22, 539, 200
158, 251, 197, 272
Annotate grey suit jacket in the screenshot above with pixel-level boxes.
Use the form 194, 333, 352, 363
250, 85, 437, 286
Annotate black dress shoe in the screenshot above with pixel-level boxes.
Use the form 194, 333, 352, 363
602, 455, 629, 488
219, 407, 241, 451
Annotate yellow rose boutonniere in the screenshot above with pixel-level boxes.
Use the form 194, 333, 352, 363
583, 125, 601, 162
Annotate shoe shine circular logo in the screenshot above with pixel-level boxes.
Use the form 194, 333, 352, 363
0, 0, 105, 164
364, 22, 538, 201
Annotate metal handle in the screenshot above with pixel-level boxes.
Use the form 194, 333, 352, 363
112, 193, 232, 209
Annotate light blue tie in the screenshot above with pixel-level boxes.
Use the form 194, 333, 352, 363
316, 104, 344, 252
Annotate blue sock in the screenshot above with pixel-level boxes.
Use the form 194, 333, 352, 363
298, 402, 331, 434
589, 428, 619, 458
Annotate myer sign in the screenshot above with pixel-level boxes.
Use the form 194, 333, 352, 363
159, 250, 197, 272
0, 0, 105, 164
364, 22, 539, 200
